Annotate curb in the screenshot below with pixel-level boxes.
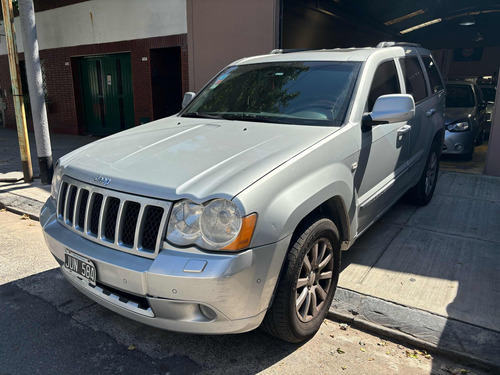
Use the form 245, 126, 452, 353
0, 191, 43, 221
329, 287, 500, 371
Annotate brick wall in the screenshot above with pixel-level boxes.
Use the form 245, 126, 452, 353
0, 34, 188, 135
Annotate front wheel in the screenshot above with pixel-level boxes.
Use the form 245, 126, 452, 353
261, 217, 341, 343
405, 140, 440, 206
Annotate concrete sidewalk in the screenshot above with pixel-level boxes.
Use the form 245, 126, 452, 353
0, 127, 99, 180
333, 172, 500, 370
1, 126, 499, 370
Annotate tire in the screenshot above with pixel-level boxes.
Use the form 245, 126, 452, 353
261, 217, 341, 343
405, 140, 440, 206
475, 130, 484, 146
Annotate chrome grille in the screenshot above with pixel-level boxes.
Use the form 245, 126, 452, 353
57, 176, 171, 259
121, 202, 140, 247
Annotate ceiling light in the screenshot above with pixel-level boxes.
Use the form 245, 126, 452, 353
399, 18, 442, 34
445, 9, 500, 21
384, 9, 425, 26
459, 15, 475, 26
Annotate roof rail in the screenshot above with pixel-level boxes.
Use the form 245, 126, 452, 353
377, 41, 422, 48
270, 49, 312, 54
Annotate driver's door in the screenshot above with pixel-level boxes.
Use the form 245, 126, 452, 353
355, 60, 411, 233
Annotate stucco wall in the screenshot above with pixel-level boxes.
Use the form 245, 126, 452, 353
0, 0, 187, 55
187, 0, 279, 92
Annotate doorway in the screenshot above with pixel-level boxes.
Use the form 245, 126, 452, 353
80, 53, 135, 135
150, 47, 182, 120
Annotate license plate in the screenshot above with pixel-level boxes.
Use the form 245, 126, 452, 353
64, 250, 96, 286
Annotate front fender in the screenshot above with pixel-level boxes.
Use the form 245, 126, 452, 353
234, 128, 359, 249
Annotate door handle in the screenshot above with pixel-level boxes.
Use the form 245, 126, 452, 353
397, 124, 411, 135
426, 108, 436, 117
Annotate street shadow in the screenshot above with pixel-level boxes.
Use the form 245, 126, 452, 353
1, 268, 301, 375
0, 181, 50, 194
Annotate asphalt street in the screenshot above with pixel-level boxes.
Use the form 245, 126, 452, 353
0, 210, 489, 375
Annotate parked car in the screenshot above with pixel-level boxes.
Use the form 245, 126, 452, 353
443, 81, 487, 160
479, 85, 496, 139
41, 42, 445, 343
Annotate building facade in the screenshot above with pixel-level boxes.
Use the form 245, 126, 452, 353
0, 0, 189, 135
0, 0, 280, 136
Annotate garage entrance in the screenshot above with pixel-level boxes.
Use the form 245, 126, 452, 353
80, 53, 135, 135
281, 0, 499, 175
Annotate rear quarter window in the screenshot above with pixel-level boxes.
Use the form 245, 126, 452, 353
401, 57, 428, 103
422, 56, 444, 94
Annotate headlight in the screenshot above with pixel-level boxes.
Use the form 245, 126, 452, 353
50, 161, 62, 200
446, 121, 470, 132
166, 198, 256, 251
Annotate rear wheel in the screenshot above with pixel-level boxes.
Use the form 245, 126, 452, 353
475, 129, 484, 146
261, 217, 341, 343
406, 140, 440, 206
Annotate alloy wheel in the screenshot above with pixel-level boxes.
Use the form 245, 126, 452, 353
295, 238, 334, 322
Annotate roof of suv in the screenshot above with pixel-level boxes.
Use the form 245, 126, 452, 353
233, 44, 430, 66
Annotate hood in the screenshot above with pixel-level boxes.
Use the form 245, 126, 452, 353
444, 107, 473, 125
59, 117, 336, 201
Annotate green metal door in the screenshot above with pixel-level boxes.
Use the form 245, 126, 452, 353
81, 53, 135, 135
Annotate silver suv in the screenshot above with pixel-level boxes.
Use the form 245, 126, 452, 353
41, 42, 445, 343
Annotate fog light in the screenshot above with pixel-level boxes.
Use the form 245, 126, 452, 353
454, 144, 464, 151
199, 304, 217, 321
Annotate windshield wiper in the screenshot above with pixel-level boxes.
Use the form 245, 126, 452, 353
181, 112, 222, 119
220, 113, 294, 124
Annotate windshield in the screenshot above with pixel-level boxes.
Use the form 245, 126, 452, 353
445, 84, 475, 107
182, 61, 361, 126
480, 87, 496, 102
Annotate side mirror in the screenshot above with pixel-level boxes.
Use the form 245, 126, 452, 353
182, 92, 196, 109
363, 94, 415, 127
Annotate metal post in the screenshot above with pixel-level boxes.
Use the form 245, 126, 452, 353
0, 0, 33, 182
18, 0, 53, 184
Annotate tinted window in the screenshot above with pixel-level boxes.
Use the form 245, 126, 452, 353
367, 60, 400, 112
183, 61, 361, 126
446, 84, 474, 107
480, 87, 496, 102
401, 57, 428, 102
422, 56, 444, 94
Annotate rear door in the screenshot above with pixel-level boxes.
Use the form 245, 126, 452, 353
399, 53, 442, 182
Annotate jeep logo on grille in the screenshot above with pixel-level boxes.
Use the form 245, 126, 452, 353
94, 175, 111, 186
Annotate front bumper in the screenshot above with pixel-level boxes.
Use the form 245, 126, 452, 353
442, 129, 474, 155
40, 198, 290, 334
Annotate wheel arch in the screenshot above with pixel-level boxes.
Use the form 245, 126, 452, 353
290, 196, 350, 247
